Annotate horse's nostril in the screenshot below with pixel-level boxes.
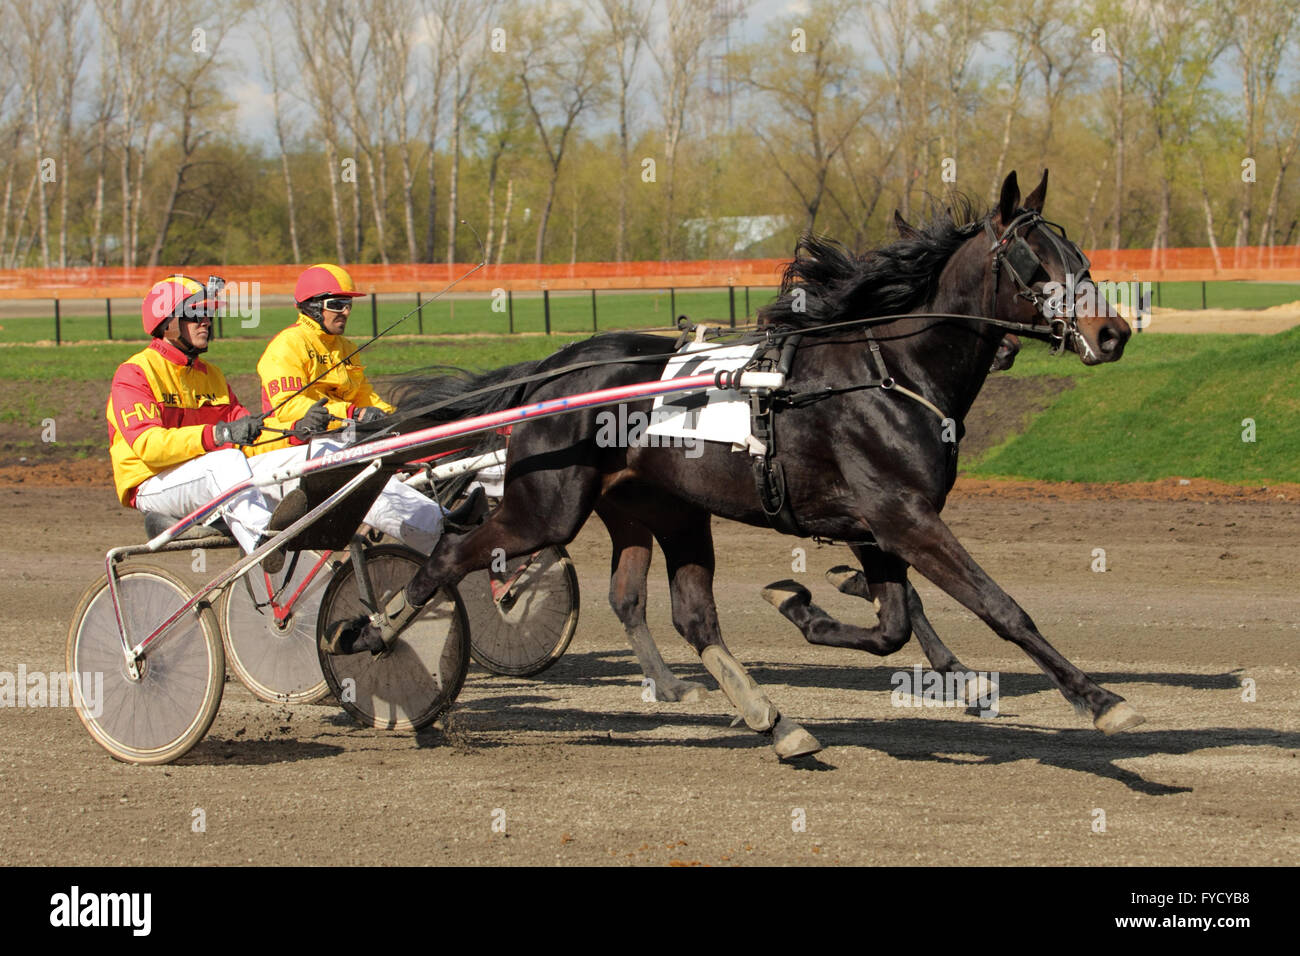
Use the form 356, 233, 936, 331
1099, 327, 1120, 353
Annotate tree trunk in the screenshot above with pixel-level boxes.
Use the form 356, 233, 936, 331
399, 138, 417, 263
617, 91, 630, 262
1200, 183, 1222, 270
1111, 58, 1124, 250
485, 153, 499, 261
325, 138, 347, 264
535, 170, 559, 264
119, 143, 131, 267
446, 107, 461, 265
1258, 124, 1300, 246
497, 178, 513, 265
351, 138, 362, 260
364, 151, 390, 265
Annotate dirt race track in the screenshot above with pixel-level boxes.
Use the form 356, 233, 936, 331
0, 478, 1297, 867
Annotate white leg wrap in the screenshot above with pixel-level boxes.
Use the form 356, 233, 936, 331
700, 645, 778, 732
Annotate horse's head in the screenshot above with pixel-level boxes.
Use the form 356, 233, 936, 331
985, 170, 1130, 365
895, 209, 1022, 372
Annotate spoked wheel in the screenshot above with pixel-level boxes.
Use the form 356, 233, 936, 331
67, 565, 224, 765
316, 545, 469, 730
464, 546, 580, 677
221, 550, 334, 704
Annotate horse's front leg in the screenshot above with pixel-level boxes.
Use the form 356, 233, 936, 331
870, 496, 1143, 734
760, 544, 912, 655
595, 501, 708, 703
824, 547, 992, 684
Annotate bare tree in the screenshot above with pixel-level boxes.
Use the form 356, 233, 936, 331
148, 0, 247, 267
1257, 86, 1300, 247
286, 0, 349, 262
256, 7, 301, 264
1230, 0, 1299, 246
917, 0, 990, 189
371, 0, 422, 263
1126, 0, 1231, 251
52, 0, 87, 268
8, 0, 59, 267
867, 0, 928, 222
590, 0, 649, 261
429, 0, 498, 264
513, 0, 607, 263
733, 0, 873, 236
475, 66, 529, 263
648, 0, 720, 258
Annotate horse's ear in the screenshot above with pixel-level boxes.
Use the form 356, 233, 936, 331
1024, 169, 1049, 213
997, 171, 1020, 224
893, 210, 920, 239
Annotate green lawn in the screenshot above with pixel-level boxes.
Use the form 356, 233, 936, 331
1144, 280, 1299, 311
0, 334, 598, 383
8, 323, 1297, 486
968, 327, 1300, 483
0, 288, 777, 345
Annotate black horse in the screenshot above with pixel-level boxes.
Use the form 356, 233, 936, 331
328, 170, 1141, 758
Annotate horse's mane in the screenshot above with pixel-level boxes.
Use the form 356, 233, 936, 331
759, 196, 987, 329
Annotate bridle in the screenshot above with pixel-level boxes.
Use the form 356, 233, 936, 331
984, 211, 1094, 356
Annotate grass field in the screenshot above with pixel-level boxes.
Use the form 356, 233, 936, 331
967, 327, 1300, 484
1, 280, 1297, 344
0, 288, 774, 345
5, 320, 1296, 485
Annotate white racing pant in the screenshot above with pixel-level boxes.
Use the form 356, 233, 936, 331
134, 440, 446, 554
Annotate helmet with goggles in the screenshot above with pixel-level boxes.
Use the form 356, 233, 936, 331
295, 263, 364, 323
141, 274, 224, 337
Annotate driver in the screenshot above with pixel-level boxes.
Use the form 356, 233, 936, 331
106, 275, 280, 560
254, 263, 484, 554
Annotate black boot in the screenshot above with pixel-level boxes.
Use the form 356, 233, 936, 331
259, 489, 310, 575
443, 486, 489, 534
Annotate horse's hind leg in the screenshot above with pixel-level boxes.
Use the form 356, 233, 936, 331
648, 504, 821, 758
595, 501, 707, 703
871, 499, 1143, 734
326, 464, 600, 654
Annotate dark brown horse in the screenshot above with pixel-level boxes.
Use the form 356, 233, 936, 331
330, 170, 1142, 758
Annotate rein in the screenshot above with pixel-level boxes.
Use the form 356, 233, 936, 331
383, 214, 1093, 436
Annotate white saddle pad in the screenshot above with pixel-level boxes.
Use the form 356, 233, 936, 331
645, 343, 761, 451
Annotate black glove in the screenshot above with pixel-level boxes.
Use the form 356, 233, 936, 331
292, 398, 333, 441
351, 406, 389, 432
213, 413, 264, 447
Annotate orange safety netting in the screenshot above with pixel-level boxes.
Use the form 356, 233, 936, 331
1, 248, 1297, 298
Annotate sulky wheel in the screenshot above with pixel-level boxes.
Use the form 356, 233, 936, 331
316, 545, 469, 731
67, 565, 224, 765
464, 546, 580, 677
221, 550, 334, 705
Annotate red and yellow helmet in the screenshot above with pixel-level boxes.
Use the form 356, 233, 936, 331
294, 263, 364, 305
141, 275, 220, 336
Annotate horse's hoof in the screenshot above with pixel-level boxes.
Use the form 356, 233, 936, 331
320, 619, 363, 655
772, 715, 822, 759
1095, 701, 1145, 735
825, 566, 863, 593
760, 579, 810, 610
677, 683, 709, 704
651, 679, 709, 703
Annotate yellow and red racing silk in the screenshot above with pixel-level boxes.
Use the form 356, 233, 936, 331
254, 313, 393, 454
106, 339, 253, 506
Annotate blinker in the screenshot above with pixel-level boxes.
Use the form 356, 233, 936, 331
1004, 237, 1044, 283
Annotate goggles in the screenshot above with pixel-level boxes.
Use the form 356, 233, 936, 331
321, 297, 354, 313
